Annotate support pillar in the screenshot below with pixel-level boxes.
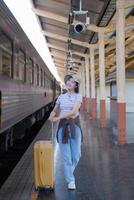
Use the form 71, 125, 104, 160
78, 66, 83, 95
85, 56, 90, 113
82, 61, 86, 110
90, 48, 96, 118
80, 63, 84, 110
116, 0, 126, 144
79, 66, 84, 111
99, 32, 106, 127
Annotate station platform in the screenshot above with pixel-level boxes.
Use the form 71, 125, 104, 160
0, 111, 134, 200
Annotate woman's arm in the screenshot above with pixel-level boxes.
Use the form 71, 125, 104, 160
48, 104, 59, 120
60, 102, 81, 119
51, 102, 81, 122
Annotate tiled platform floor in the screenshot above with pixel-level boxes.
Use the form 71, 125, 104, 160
0, 111, 134, 200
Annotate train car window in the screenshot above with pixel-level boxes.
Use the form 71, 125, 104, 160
49, 78, 52, 89
39, 66, 41, 87
34, 64, 38, 86
43, 70, 44, 87
0, 30, 13, 77
26, 57, 33, 84
46, 77, 53, 89
37, 64, 39, 86
45, 75, 51, 89
17, 49, 25, 81
31, 59, 34, 84
45, 75, 48, 89
50, 80, 53, 89
41, 68, 43, 87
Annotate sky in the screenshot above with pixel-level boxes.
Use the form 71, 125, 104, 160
4, 0, 61, 82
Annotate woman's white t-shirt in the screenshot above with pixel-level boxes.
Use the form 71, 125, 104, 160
56, 92, 82, 116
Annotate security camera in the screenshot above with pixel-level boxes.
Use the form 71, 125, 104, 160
74, 22, 86, 34
71, 0, 90, 34
73, 15, 90, 34
66, 62, 74, 70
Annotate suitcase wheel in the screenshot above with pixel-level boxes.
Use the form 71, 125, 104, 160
31, 186, 39, 200
38, 185, 55, 193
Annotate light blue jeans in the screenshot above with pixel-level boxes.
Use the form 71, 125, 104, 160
58, 125, 82, 183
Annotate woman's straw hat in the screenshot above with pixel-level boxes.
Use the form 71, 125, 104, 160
72, 74, 81, 84
64, 74, 81, 84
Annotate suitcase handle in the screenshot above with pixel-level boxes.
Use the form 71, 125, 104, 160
38, 142, 46, 185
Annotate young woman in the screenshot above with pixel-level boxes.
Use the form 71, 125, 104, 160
49, 74, 83, 190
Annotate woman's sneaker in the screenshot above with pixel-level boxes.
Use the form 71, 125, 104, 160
68, 181, 76, 190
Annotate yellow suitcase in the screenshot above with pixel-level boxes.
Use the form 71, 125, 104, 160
34, 140, 54, 190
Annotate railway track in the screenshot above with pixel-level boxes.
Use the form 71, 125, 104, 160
0, 113, 50, 188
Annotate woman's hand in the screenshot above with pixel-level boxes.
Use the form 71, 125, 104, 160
59, 102, 81, 119
48, 111, 56, 121
50, 111, 56, 117
50, 116, 60, 122
70, 114, 78, 119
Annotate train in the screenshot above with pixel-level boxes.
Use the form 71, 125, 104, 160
0, 2, 61, 151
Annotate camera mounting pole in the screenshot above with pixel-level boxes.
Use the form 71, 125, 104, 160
80, 0, 82, 11
71, 0, 90, 34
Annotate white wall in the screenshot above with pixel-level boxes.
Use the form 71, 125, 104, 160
125, 80, 134, 112
96, 84, 110, 103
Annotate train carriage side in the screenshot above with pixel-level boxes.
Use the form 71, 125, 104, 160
0, 3, 60, 151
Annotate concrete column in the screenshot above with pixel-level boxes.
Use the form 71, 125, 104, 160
99, 32, 106, 127
78, 66, 84, 112
116, 0, 126, 144
78, 66, 83, 95
82, 61, 86, 110
85, 56, 90, 113
90, 48, 96, 118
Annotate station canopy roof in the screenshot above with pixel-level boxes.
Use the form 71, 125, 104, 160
32, 0, 134, 83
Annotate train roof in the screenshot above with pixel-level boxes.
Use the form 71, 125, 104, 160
0, 0, 54, 80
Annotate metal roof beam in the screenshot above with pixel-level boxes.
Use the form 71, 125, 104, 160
125, 0, 134, 8
106, 15, 134, 33
48, 43, 86, 57
33, 8, 108, 33
53, 57, 83, 64
35, 0, 69, 11
53, 59, 82, 65
43, 30, 98, 48
51, 51, 66, 58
